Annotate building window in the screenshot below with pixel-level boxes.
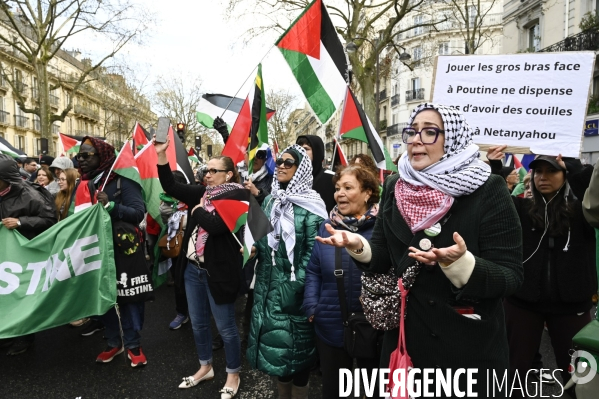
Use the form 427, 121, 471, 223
468, 5, 478, 27
413, 46, 422, 65
413, 15, 424, 35
439, 42, 450, 55
528, 24, 540, 52
412, 78, 421, 92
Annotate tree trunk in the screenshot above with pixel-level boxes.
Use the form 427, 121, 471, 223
355, 70, 377, 125
34, 60, 51, 150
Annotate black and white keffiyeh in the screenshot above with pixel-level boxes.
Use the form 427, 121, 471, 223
397, 103, 490, 197
268, 145, 327, 280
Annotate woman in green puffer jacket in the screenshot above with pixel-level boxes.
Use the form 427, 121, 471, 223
247, 145, 327, 399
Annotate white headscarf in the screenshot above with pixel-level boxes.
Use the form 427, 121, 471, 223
268, 145, 327, 280
398, 103, 490, 197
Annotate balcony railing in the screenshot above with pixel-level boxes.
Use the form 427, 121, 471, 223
397, 14, 503, 39
387, 124, 400, 137
406, 88, 425, 102
15, 81, 28, 96
74, 104, 99, 120
391, 94, 400, 107
378, 89, 387, 101
14, 115, 29, 128
0, 110, 9, 124
49, 93, 59, 107
539, 29, 599, 52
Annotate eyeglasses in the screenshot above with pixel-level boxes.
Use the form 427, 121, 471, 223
205, 168, 227, 175
402, 127, 445, 145
275, 158, 297, 169
76, 152, 96, 160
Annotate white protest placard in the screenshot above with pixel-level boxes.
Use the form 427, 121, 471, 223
432, 53, 595, 157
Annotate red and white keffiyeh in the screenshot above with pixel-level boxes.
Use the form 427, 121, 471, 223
395, 179, 453, 233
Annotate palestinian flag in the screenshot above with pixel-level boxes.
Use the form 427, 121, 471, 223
0, 137, 24, 158
211, 189, 273, 264
59, 133, 81, 154
273, 139, 279, 158
109, 141, 141, 189
74, 182, 93, 213
222, 64, 269, 168
188, 147, 200, 164
165, 125, 195, 184
331, 136, 348, 171
276, 0, 348, 124
132, 122, 149, 153
339, 86, 396, 171
197, 93, 275, 131
134, 143, 164, 228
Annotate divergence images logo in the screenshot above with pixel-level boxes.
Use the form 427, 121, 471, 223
570, 350, 598, 385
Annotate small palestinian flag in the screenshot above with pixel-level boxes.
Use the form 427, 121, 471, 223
276, 0, 348, 124
59, 133, 81, 154
132, 122, 149, 153
222, 64, 270, 168
0, 137, 23, 158
331, 136, 348, 171
135, 142, 164, 228
210, 188, 273, 264
74, 181, 94, 213
108, 141, 141, 189
339, 86, 397, 172
197, 93, 275, 130
188, 147, 200, 164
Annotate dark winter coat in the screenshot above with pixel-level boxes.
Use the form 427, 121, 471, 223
355, 174, 523, 398
246, 195, 324, 377
252, 172, 273, 206
297, 135, 336, 213
508, 164, 596, 313
0, 155, 56, 239
158, 164, 243, 304
303, 216, 376, 347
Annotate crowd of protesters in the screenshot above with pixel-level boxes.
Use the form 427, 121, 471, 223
0, 102, 598, 399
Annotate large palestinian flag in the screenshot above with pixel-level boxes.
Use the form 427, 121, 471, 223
276, 0, 348, 124
210, 189, 273, 264
197, 93, 275, 130
339, 86, 397, 172
110, 141, 141, 188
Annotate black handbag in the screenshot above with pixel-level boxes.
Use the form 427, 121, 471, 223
335, 247, 381, 359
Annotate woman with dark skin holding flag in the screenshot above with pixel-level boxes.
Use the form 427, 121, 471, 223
153, 136, 242, 399
74, 137, 147, 367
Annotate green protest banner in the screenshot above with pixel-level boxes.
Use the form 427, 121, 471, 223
0, 204, 116, 339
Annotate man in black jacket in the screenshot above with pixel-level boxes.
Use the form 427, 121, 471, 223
243, 146, 273, 206
0, 154, 57, 355
296, 135, 336, 212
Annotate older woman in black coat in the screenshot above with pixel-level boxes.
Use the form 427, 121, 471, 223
318, 103, 523, 397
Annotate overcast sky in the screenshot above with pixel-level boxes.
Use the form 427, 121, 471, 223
68, 0, 306, 112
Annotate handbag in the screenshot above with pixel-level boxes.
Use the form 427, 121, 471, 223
361, 268, 400, 330
335, 247, 381, 359
387, 278, 413, 399
158, 218, 184, 258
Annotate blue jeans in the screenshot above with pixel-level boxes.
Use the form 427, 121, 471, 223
101, 302, 145, 350
185, 263, 241, 373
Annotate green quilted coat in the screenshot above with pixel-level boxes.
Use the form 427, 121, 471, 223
246, 195, 324, 377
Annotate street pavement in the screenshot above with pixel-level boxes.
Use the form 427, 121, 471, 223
0, 282, 574, 399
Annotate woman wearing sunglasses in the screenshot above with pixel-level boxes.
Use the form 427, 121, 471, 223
317, 103, 523, 397
246, 145, 328, 399
153, 136, 243, 398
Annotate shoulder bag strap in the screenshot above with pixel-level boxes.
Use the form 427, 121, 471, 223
335, 247, 350, 324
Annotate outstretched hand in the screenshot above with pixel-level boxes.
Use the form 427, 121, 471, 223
408, 232, 467, 266
316, 223, 363, 251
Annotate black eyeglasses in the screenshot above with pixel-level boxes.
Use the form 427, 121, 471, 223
76, 152, 96, 160
275, 158, 297, 169
205, 168, 227, 175
402, 127, 444, 145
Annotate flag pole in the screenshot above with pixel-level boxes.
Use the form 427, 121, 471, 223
219, 46, 275, 118
330, 137, 338, 171
231, 231, 243, 249
331, 85, 350, 171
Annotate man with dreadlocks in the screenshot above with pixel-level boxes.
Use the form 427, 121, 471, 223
74, 137, 147, 367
